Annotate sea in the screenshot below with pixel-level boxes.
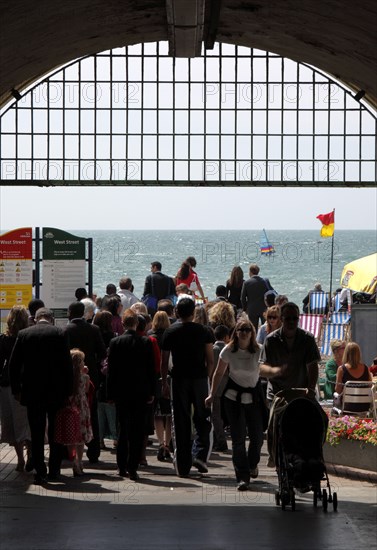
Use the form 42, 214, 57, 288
75, 230, 376, 307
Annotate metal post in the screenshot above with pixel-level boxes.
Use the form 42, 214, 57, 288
329, 209, 335, 311
87, 237, 93, 298
35, 226, 40, 299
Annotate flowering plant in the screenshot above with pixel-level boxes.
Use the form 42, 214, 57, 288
326, 415, 377, 446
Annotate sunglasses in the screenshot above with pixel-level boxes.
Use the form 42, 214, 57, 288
237, 328, 252, 333
267, 315, 278, 320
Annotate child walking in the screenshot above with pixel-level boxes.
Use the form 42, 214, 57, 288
55, 349, 93, 476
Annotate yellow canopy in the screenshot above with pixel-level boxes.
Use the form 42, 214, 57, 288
341, 253, 377, 294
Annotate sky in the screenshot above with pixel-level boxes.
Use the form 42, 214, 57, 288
0, 185, 376, 231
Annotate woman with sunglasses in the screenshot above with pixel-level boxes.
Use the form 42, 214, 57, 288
205, 319, 280, 491
256, 305, 282, 345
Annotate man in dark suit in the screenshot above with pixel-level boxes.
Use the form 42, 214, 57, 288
241, 264, 270, 331
107, 309, 155, 480
63, 301, 107, 462
142, 261, 175, 316
9, 308, 73, 484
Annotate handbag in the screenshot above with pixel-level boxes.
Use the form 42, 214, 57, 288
142, 295, 158, 310
0, 359, 9, 387
0, 336, 10, 387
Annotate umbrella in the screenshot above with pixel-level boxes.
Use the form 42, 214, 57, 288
340, 253, 377, 294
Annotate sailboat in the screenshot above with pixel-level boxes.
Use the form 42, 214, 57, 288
259, 229, 275, 256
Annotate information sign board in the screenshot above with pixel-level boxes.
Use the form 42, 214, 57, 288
41, 228, 86, 309
0, 227, 33, 309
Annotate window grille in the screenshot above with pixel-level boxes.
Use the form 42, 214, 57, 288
1, 42, 376, 186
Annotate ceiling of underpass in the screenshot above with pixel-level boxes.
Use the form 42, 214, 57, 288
1, 0, 376, 110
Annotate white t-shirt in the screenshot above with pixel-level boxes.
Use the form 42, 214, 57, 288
117, 289, 139, 311
219, 344, 261, 404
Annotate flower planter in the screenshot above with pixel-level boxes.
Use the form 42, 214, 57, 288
324, 439, 377, 472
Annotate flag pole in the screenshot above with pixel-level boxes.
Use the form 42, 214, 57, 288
329, 208, 335, 311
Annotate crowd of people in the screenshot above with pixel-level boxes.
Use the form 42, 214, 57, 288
0, 258, 375, 491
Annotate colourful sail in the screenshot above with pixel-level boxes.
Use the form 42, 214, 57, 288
260, 229, 275, 255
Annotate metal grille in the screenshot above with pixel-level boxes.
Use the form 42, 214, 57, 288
0, 42, 376, 186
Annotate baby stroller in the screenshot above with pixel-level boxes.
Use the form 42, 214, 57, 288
268, 389, 337, 512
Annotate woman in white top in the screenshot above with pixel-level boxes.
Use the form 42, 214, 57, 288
206, 319, 280, 491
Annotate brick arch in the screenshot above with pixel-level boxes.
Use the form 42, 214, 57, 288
1, 1, 376, 110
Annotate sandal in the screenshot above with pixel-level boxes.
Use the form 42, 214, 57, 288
72, 460, 83, 477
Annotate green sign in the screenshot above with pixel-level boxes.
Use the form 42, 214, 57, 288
42, 228, 87, 309
43, 227, 85, 260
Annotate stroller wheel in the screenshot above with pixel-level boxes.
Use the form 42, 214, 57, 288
322, 489, 328, 512
332, 492, 338, 512
290, 489, 296, 511
275, 491, 281, 506
281, 490, 289, 511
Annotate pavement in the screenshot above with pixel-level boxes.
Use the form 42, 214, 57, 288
1, 439, 376, 550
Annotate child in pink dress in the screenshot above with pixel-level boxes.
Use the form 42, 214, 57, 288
55, 348, 93, 476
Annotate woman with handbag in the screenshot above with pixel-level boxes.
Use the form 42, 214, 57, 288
0, 305, 31, 472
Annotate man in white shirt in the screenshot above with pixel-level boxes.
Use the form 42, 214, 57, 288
117, 277, 140, 311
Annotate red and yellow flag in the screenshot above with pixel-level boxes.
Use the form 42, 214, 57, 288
316, 210, 335, 238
